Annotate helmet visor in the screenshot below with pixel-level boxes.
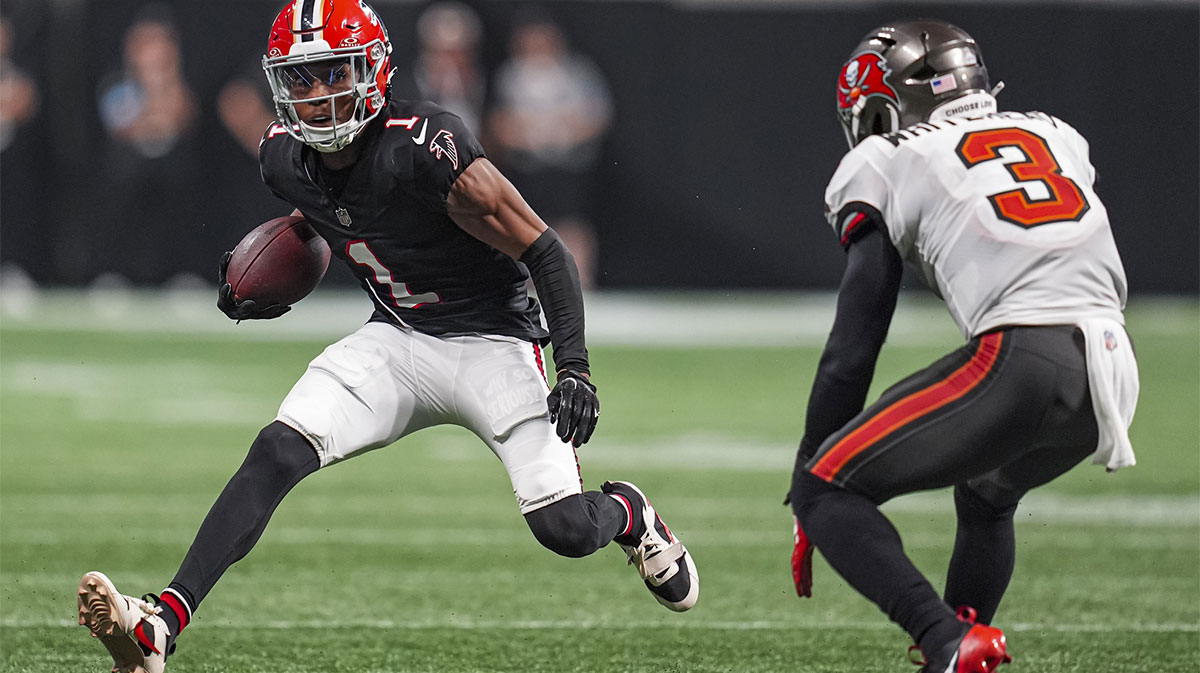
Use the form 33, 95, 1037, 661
263, 45, 383, 151
265, 54, 364, 107
276, 58, 353, 99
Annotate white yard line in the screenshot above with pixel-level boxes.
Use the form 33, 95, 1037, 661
5, 484, 1197, 527
6, 516, 1197, 547
883, 491, 1200, 526
4, 617, 1197, 632
3, 288, 1194, 347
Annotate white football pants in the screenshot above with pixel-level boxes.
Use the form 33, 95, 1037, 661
276, 321, 583, 513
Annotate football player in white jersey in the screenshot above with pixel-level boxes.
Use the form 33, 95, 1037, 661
786, 20, 1138, 673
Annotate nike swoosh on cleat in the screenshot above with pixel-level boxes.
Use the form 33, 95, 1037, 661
411, 119, 428, 144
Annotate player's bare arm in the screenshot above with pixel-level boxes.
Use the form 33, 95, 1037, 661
446, 156, 547, 260
449, 156, 599, 447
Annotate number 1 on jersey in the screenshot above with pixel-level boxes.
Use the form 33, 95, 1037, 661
347, 241, 441, 309
956, 127, 1090, 228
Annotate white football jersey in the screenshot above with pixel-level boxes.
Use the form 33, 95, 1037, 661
825, 110, 1128, 338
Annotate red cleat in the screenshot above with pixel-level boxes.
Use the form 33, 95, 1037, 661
910, 607, 1012, 673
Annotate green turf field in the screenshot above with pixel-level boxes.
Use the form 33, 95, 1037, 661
1, 292, 1197, 672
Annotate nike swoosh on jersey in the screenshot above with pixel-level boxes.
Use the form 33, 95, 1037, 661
411, 119, 428, 144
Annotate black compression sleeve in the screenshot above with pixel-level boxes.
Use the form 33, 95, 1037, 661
520, 228, 589, 374
802, 224, 903, 449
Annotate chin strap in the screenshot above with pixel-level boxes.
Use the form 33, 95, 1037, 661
298, 112, 363, 153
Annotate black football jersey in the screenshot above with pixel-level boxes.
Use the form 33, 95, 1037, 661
259, 100, 547, 342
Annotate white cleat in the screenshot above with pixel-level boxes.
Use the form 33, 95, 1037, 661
602, 480, 700, 612
77, 571, 170, 673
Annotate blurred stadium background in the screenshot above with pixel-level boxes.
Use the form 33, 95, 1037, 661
0, 0, 1196, 292
1, 0, 1197, 672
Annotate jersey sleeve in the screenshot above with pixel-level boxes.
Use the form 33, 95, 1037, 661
411, 111, 487, 213
1052, 115, 1097, 187
257, 123, 298, 206
823, 140, 893, 248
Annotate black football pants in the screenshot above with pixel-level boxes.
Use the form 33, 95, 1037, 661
791, 325, 1098, 646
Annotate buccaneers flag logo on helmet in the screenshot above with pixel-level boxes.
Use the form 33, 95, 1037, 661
837, 52, 899, 112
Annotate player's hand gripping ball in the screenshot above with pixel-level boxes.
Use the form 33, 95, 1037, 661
547, 370, 599, 447
219, 215, 331, 321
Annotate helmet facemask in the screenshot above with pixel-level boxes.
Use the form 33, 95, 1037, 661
263, 40, 390, 152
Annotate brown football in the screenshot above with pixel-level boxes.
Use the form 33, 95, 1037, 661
225, 215, 331, 306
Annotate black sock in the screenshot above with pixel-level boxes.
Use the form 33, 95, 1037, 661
943, 484, 1017, 625
168, 423, 319, 608
792, 472, 959, 651
586, 490, 629, 542
914, 607, 969, 661
602, 491, 638, 543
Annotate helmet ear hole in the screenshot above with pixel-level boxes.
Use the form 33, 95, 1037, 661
865, 101, 899, 139
869, 114, 886, 136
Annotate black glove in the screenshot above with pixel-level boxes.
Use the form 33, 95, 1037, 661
546, 370, 599, 448
217, 251, 291, 321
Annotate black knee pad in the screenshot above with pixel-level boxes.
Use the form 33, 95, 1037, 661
524, 495, 604, 558
954, 483, 1018, 522
244, 421, 320, 481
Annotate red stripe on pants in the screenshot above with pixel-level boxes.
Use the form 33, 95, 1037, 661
811, 332, 1004, 482
533, 343, 547, 384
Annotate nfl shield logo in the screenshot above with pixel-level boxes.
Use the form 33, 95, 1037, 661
1103, 330, 1118, 351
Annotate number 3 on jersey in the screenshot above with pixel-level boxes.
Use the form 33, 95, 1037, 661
347, 241, 440, 309
956, 127, 1090, 228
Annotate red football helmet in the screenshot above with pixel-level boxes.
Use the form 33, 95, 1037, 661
263, 0, 393, 152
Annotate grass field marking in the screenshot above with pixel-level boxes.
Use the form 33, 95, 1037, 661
2, 358, 274, 425
883, 491, 1200, 527
0, 288, 1026, 347
5, 522, 1197, 550
4, 491, 1196, 526
5, 618, 1197, 633
2, 289, 1194, 346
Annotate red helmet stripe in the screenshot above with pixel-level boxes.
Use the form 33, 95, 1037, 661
294, 0, 325, 42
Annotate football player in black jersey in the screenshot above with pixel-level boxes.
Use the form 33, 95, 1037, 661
77, 3, 697, 671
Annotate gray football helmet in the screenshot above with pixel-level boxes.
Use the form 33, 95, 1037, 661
836, 19, 998, 148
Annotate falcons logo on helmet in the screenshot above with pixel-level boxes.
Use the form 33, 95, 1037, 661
837, 52, 899, 111
429, 129, 459, 170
